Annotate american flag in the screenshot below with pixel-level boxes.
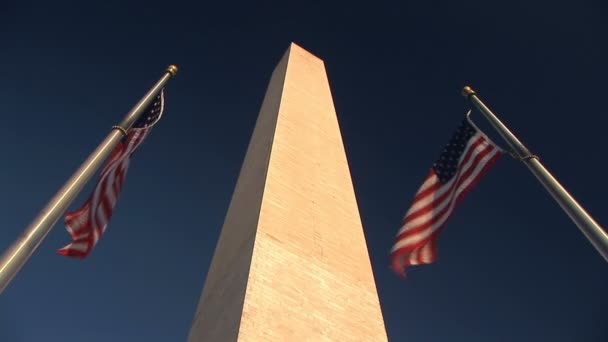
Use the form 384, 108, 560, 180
57, 90, 165, 258
391, 115, 503, 276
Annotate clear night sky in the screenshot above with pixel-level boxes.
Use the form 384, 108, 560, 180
1, 1, 606, 341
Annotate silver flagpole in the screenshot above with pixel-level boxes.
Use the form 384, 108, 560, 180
0, 65, 179, 294
462, 86, 608, 262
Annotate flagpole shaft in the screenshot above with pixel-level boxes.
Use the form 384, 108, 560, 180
0, 65, 179, 294
463, 86, 608, 262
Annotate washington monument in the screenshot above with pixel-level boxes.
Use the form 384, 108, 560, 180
188, 43, 388, 341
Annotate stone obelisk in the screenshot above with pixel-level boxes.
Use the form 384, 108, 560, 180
188, 43, 388, 341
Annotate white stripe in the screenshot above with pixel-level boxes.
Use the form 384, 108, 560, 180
90, 173, 109, 230
116, 159, 131, 191
419, 242, 433, 263
92, 227, 100, 244
66, 207, 89, 235
392, 147, 500, 252
106, 156, 130, 206
415, 173, 439, 196
103, 162, 119, 206
70, 223, 92, 240
64, 241, 89, 253
401, 174, 440, 221
407, 244, 431, 265
73, 231, 90, 239
96, 204, 109, 230
407, 249, 419, 265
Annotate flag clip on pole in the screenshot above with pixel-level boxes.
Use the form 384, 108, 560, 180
0, 65, 179, 294
462, 86, 608, 263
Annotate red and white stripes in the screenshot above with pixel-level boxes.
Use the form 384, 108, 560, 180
390, 132, 503, 276
57, 129, 150, 258
57, 90, 164, 258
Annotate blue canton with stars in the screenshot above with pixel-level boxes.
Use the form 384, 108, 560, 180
432, 119, 478, 184
132, 92, 164, 129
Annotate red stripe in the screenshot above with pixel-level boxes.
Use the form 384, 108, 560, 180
56, 248, 88, 258
56, 238, 90, 258
429, 236, 438, 262
410, 248, 420, 265
92, 167, 114, 228
95, 170, 116, 216
115, 163, 125, 194
111, 162, 126, 195
101, 195, 114, 222
101, 142, 126, 175
117, 162, 129, 190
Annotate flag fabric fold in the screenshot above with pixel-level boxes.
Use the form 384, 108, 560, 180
57, 90, 165, 258
390, 115, 503, 276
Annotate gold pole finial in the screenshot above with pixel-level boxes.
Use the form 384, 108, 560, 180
166, 65, 179, 77
462, 86, 476, 99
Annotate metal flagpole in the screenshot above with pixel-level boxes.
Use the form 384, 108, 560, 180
0, 65, 179, 294
462, 86, 608, 262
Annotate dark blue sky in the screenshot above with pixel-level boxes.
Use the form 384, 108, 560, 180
1, 1, 606, 341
